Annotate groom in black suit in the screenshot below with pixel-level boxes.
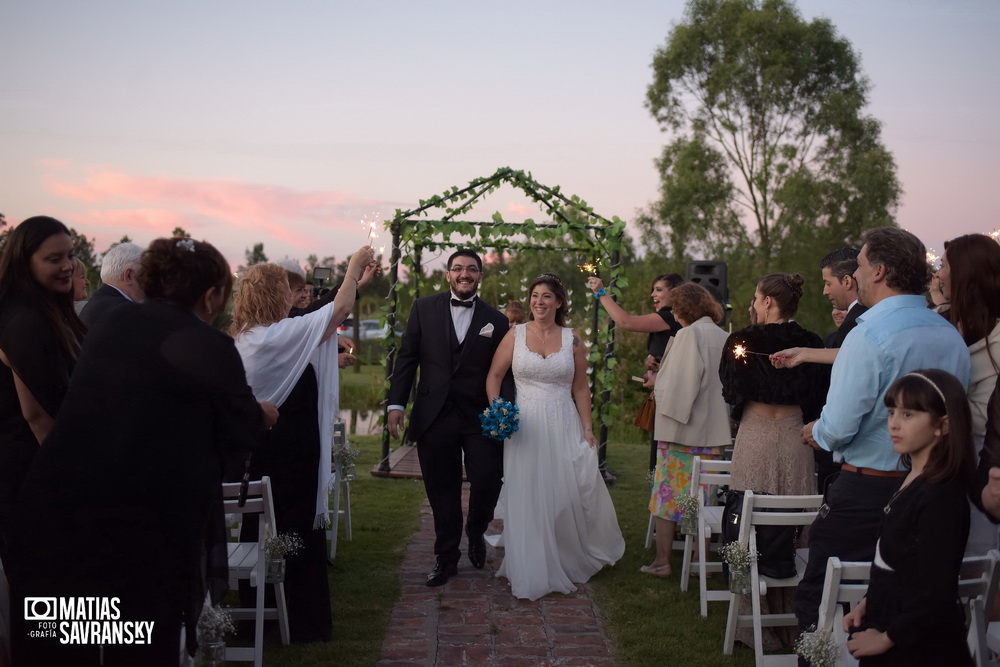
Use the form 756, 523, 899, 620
387, 249, 512, 586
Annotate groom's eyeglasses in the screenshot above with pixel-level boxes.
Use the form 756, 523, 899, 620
448, 266, 481, 275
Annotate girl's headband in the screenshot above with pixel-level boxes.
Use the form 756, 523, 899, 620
904, 372, 947, 408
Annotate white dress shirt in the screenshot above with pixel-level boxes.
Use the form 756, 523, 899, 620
450, 293, 476, 343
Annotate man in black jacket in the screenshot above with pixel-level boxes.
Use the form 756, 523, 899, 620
80, 242, 145, 327
387, 249, 512, 586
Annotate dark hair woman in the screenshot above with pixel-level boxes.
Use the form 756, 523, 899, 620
0, 216, 86, 562
9, 237, 277, 666
228, 246, 374, 642
484, 272, 624, 600
844, 369, 974, 665
936, 233, 1000, 559
587, 272, 685, 470
718, 272, 828, 650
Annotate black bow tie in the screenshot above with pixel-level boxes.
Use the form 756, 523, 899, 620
451, 298, 474, 308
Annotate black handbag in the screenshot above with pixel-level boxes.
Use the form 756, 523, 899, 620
720, 489, 798, 580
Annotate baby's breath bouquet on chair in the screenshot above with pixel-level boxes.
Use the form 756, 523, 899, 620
334, 445, 360, 481
479, 398, 520, 440
195, 604, 234, 666
794, 626, 839, 667
263, 532, 304, 584
676, 493, 699, 536
720, 540, 755, 595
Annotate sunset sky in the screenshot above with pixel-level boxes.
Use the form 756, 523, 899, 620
2, 0, 997, 272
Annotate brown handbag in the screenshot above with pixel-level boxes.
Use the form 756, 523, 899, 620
634, 395, 655, 432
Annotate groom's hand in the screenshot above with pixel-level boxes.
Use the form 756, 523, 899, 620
388, 410, 405, 440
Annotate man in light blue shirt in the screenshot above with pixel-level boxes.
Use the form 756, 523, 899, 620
794, 227, 970, 639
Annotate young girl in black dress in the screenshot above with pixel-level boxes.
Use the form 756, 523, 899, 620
844, 369, 975, 666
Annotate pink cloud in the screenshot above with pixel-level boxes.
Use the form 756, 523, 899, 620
506, 203, 534, 217
39, 162, 399, 254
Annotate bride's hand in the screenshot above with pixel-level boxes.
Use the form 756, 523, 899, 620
583, 428, 597, 449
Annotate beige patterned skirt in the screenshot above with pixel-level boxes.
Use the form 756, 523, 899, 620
731, 407, 816, 496
730, 406, 815, 651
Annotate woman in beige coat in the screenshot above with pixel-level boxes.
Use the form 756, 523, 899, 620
643, 283, 729, 577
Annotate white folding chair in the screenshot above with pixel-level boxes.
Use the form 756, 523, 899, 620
961, 550, 1000, 667
0, 554, 10, 667
815, 557, 870, 667
222, 476, 290, 666
328, 420, 353, 559
723, 490, 824, 666
679, 457, 732, 616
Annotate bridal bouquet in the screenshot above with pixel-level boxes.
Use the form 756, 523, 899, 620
480, 398, 520, 440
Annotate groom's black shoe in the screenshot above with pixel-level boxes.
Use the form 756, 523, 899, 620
426, 559, 458, 587
467, 527, 487, 569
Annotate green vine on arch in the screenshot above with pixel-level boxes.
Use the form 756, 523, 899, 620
376, 167, 626, 477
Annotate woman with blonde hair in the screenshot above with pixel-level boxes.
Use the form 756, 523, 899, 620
229, 245, 374, 642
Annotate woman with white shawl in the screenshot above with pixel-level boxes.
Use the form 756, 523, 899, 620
229, 246, 374, 642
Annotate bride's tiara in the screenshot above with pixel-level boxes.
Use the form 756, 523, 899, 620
535, 273, 563, 287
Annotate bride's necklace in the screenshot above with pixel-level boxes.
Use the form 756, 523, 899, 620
530, 323, 557, 346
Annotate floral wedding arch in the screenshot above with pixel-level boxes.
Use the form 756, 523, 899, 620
374, 167, 626, 479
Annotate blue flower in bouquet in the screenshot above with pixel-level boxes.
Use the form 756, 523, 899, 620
480, 398, 520, 440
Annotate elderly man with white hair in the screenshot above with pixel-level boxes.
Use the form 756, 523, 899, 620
80, 242, 146, 327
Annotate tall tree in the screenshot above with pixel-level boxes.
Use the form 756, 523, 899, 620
69, 228, 97, 268
171, 227, 192, 238
244, 243, 268, 267
640, 0, 900, 328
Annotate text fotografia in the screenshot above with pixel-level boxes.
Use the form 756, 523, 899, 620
24, 597, 155, 645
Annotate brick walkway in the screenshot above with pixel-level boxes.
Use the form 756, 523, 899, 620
378, 490, 617, 666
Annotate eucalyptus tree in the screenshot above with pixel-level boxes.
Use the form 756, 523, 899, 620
640, 0, 900, 309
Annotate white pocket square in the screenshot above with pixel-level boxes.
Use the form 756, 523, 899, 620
478, 323, 494, 337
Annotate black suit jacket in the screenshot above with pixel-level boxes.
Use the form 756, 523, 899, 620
824, 301, 868, 349
79, 284, 132, 328
388, 292, 512, 441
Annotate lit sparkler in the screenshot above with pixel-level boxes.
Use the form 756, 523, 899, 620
990, 229, 1000, 241
732, 344, 769, 360
360, 213, 383, 248
926, 248, 941, 271
577, 263, 598, 275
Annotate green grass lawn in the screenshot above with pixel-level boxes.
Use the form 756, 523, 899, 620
260, 433, 426, 667
251, 370, 757, 665
594, 440, 755, 667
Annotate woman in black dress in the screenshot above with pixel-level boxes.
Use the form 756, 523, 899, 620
0, 216, 86, 562
844, 369, 974, 666
9, 237, 276, 666
228, 247, 373, 643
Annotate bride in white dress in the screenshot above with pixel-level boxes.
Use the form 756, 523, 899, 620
485, 273, 625, 600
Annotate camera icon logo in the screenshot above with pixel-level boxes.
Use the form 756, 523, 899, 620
24, 597, 58, 621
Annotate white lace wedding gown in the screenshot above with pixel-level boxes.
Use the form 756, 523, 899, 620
487, 324, 625, 600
